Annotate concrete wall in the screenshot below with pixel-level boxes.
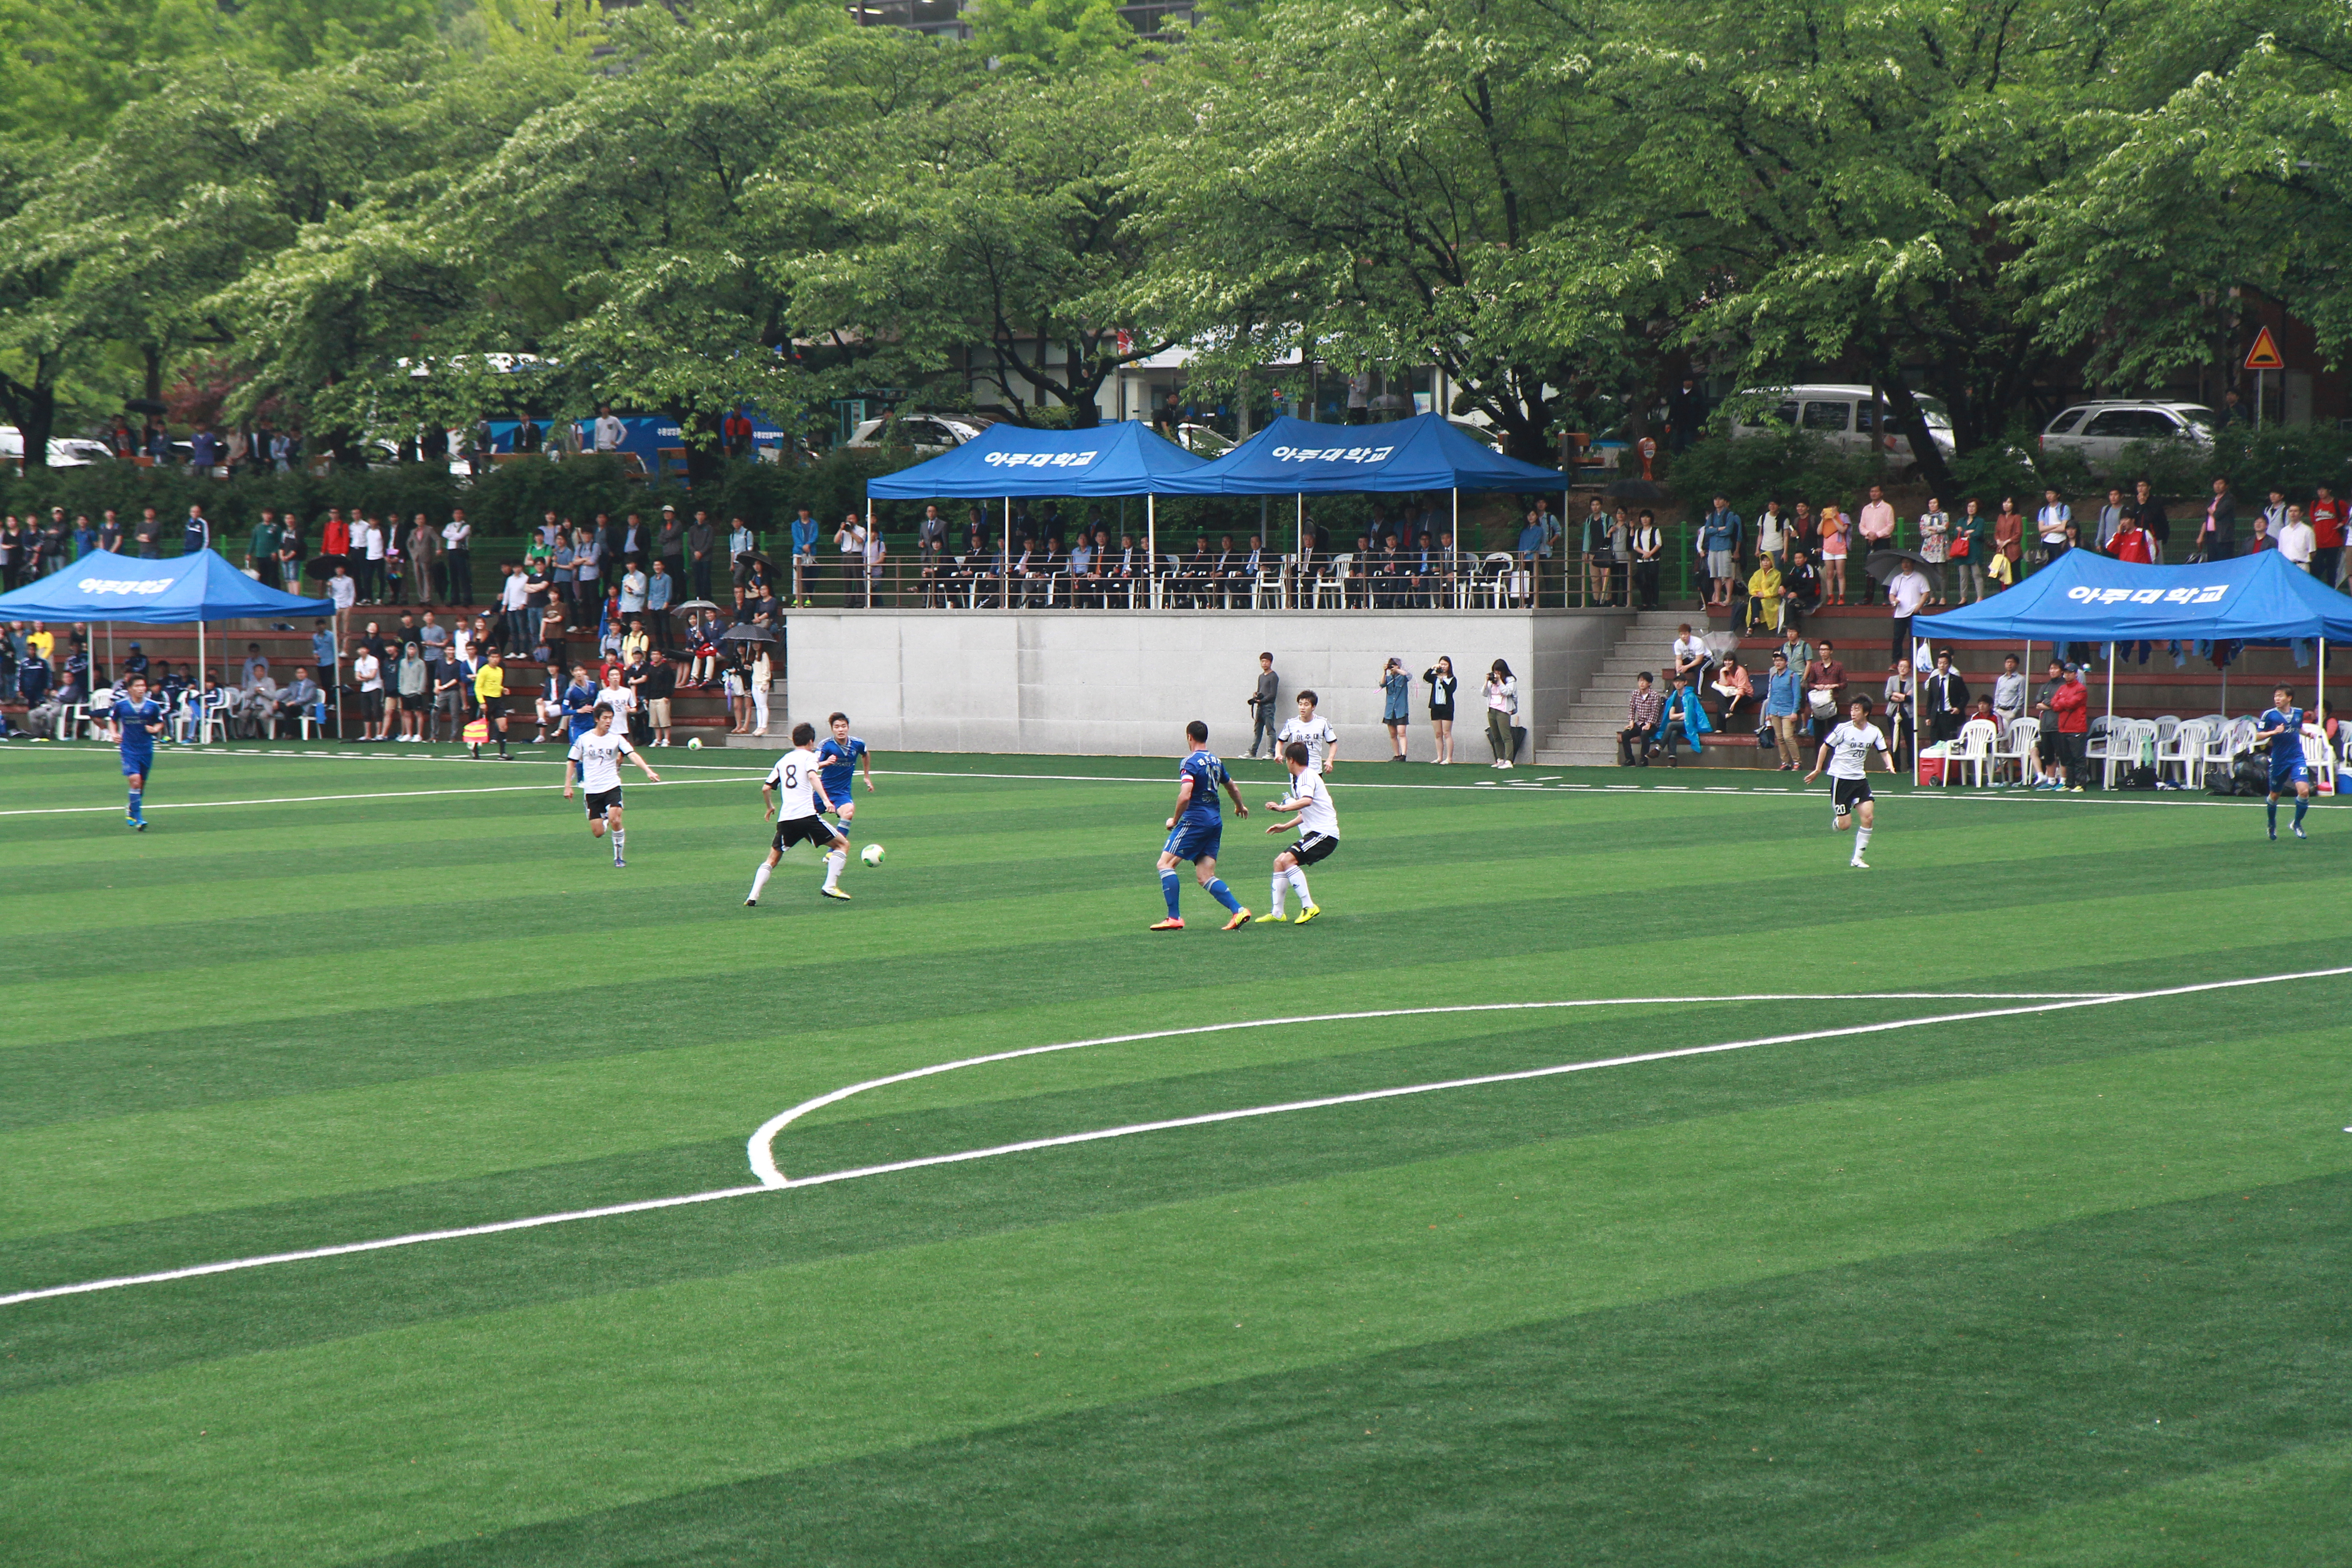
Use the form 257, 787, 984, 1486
782, 608, 1633, 760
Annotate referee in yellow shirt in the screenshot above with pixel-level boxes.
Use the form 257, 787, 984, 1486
472, 647, 510, 760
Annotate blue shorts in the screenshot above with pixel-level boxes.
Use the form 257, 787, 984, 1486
120, 748, 153, 779
2271, 756, 2309, 789
1162, 818, 1223, 863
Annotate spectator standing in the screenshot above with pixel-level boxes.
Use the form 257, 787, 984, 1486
592, 404, 624, 453
647, 559, 675, 647
1700, 495, 1740, 608
1666, 375, 1708, 453
97, 509, 123, 555
1951, 499, 1989, 603
2035, 659, 2087, 789
790, 506, 822, 605
2095, 488, 2127, 551
1379, 657, 1411, 761
2108, 508, 2155, 564
406, 514, 439, 607
2035, 489, 2072, 565
246, 511, 280, 587
1580, 498, 1611, 606
500, 563, 533, 653
1755, 500, 1788, 568
639, 648, 678, 745
133, 506, 162, 559
1804, 639, 1847, 742
1857, 484, 1896, 557
619, 559, 648, 618
1763, 651, 1803, 770
1423, 656, 1457, 764
1246, 652, 1280, 759
1484, 659, 1519, 768
688, 510, 716, 601
1618, 671, 1663, 766
2200, 477, 2237, 561
352, 644, 385, 740
1921, 650, 1971, 748
326, 564, 357, 646
657, 507, 686, 586
1886, 559, 1931, 661
1882, 656, 1914, 769
1818, 503, 1850, 604
183, 505, 211, 558
396, 643, 428, 740
749, 642, 773, 736
1992, 654, 2027, 728
2311, 486, 2345, 587
1991, 498, 2024, 585
2276, 506, 2315, 569
1917, 499, 1950, 603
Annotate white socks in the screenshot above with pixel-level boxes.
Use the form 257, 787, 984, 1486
612, 828, 625, 862
1288, 866, 1312, 906
823, 848, 845, 891
749, 861, 774, 902
1269, 873, 1287, 916
1852, 826, 1872, 861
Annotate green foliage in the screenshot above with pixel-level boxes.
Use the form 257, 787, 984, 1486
965, 0, 1131, 77
1666, 433, 1889, 514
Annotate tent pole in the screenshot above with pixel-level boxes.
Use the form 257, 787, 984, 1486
2104, 653, 2116, 789
197, 617, 206, 746
1148, 495, 1158, 609
1451, 488, 1460, 606
1002, 496, 1010, 610
2321, 638, 2330, 790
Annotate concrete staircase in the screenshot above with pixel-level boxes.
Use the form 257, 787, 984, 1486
1534, 611, 1700, 766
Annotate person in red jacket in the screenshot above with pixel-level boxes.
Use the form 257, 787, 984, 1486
2107, 514, 2156, 564
2035, 658, 2089, 790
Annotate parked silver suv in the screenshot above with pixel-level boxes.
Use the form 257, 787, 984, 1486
2038, 401, 2214, 475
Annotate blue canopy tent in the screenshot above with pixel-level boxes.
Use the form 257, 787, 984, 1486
1913, 547, 2352, 777
866, 421, 1210, 598
0, 549, 335, 742
1155, 413, 1568, 577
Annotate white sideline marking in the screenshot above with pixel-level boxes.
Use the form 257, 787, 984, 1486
10, 971, 2345, 1308
0, 775, 764, 817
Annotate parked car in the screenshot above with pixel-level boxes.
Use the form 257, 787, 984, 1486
2037, 401, 2214, 475
0, 428, 114, 467
1172, 421, 1233, 456
845, 413, 990, 453
1727, 383, 1958, 462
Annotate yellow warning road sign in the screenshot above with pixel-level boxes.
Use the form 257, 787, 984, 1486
2244, 327, 2286, 371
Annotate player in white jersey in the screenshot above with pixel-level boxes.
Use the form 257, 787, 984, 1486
1277, 690, 1338, 772
563, 706, 662, 866
1803, 695, 1891, 868
746, 720, 851, 905
1255, 740, 1341, 923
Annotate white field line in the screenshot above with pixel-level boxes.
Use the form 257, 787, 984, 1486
0, 775, 766, 817
11, 970, 2346, 1308
5, 743, 2326, 805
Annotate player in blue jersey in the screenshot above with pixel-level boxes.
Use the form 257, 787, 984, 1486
1153, 720, 1251, 931
2254, 684, 2313, 841
818, 712, 873, 825
106, 674, 167, 830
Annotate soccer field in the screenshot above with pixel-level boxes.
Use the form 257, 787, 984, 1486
3, 741, 2349, 1568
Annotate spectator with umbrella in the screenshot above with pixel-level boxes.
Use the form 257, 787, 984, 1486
723, 622, 776, 736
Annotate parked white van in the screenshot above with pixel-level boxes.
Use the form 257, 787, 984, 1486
1727, 384, 1957, 462
2037, 401, 2214, 475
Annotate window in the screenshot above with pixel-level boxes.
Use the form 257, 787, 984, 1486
1773, 401, 1800, 426
1802, 401, 1852, 431
2045, 407, 2090, 436
2079, 411, 2142, 437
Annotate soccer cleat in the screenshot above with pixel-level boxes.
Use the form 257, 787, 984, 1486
613, 858, 626, 868
132, 818, 148, 831
1294, 904, 1322, 924
1850, 858, 1870, 869
1253, 911, 1289, 923
2270, 828, 2279, 842
744, 898, 758, 907
1150, 917, 1185, 931
820, 886, 851, 900
1222, 907, 1252, 931
2294, 823, 2308, 839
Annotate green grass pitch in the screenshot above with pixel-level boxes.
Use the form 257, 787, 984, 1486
2, 739, 2349, 1567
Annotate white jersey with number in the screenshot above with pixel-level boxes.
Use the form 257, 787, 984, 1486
1279, 714, 1337, 769
766, 747, 830, 818
568, 729, 636, 793
1282, 769, 1339, 838
1825, 720, 1886, 780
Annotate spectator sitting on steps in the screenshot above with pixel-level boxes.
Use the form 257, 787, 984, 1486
1618, 671, 1663, 767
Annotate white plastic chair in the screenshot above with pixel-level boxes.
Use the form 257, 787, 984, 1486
2302, 724, 2336, 795
2152, 715, 2180, 744
1479, 552, 1514, 608
1947, 718, 1999, 786
1995, 716, 2039, 784
2156, 719, 2210, 787
1252, 557, 1289, 610
1313, 554, 1352, 609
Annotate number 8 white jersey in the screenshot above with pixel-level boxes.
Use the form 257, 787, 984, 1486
766, 746, 830, 818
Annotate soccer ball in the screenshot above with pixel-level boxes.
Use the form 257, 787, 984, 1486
686, 737, 703, 750
860, 843, 885, 867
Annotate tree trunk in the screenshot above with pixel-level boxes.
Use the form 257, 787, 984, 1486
143, 343, 164, 406
1882, 376, 1955, 498
18, 382, 57, 471
685, 409, 725, 490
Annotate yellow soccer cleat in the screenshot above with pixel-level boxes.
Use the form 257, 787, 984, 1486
1294, 904, 1322, 925
1253, 911, 1289, 923
821, 886, 853, 900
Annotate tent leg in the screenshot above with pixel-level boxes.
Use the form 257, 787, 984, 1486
2104, 654, 2116, 789
197, 619, 206, 745
1148, 495, 1158, 609
1003, 496, 1011, 610
2322, 638, 2330, 789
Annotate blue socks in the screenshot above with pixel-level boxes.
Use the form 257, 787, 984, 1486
127, 788, 142, 821
1206, 878, 1242, 914
2268, 798, 2279, 833
1161, 871, 1182, 918
2295, 795, 2309, 827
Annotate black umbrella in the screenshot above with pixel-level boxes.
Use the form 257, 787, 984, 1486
674, 599, 722, 614
123, 397, 168, 416
1864, 548, 1942, 588
1605, 477, 1667, 500
720, 623, 777, 644
301, 555, 352, 580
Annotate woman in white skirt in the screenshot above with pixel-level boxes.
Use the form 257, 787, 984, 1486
750, 646, 773, 736
724, 657, 750, 735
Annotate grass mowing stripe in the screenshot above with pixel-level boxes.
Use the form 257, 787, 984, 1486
364, 1176, 2352, 1568
1861, 1438, 2352, 1568
2, 1026, 2343, 1566
10, 990, 2334, 1395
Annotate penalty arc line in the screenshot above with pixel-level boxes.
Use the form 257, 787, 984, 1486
4, 968, 2345, 1308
